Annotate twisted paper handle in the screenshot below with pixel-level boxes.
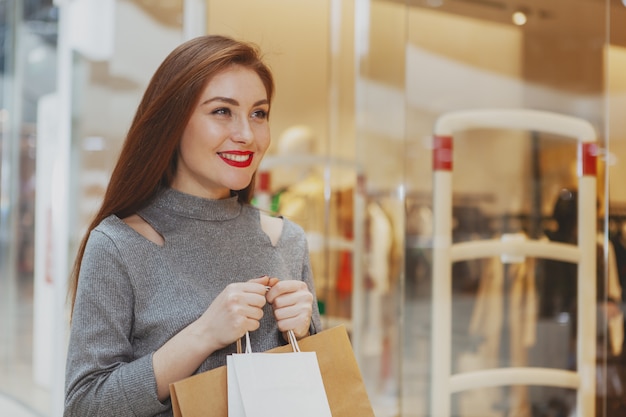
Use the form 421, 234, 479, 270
237, 329, 300, 353
286, 330, 301, 352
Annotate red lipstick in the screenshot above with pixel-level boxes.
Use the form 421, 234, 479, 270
218, 151, 253, 168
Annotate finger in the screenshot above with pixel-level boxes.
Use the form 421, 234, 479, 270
244, 316, 264, 332
233, 315, 263, 335
241, 304, 265, 321
273, 301, 312, 322
269, 287, 312, 308
223, 285, 267, 308
246, 292, 268, 308
275, 314, 311, 337
266, 280, 307, 303
239, 279, 271, 296
247, 275, 270, 286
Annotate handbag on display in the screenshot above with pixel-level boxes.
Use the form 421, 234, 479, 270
170, 325, 376, 417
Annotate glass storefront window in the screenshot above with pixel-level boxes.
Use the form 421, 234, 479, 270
0, 1, 58, 415
354, 0, 625, 416
2, 0, 185, 415
205, 0, 359, 330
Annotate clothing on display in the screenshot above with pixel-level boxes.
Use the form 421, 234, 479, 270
458, 252, 536, 417
610, 218, 626, 356
431, 190, 624, 417
453, 188, 626, 417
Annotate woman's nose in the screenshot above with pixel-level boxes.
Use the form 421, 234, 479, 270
232, 117, 254, 143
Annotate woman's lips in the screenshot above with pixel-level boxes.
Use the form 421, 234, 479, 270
218, 151, 253, 168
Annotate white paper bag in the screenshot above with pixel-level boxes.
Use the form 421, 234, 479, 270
227, 331, 331, 417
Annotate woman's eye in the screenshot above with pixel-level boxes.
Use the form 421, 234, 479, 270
252, 109, 268, 120
212, 107, 231, 116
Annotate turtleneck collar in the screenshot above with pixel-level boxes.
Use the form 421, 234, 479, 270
151, 188, 242, 221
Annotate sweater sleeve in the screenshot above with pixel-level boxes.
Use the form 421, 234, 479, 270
64, 229, 170, 417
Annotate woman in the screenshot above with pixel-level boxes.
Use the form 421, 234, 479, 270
64, 35, 322, 417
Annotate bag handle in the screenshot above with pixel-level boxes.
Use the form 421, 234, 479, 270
286, 329, 301, 352
237, 330, 300, 354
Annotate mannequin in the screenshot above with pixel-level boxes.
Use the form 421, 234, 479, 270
362, 200, 396, 401
269, 125, 319, 193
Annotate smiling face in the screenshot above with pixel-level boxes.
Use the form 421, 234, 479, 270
172, 65, 271, 199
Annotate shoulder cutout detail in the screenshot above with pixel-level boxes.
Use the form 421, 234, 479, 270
122, 214, 165, 246
260, 213, 284, 247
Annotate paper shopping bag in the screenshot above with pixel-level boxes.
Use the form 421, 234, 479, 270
227, 330, 331, 417
170, 325, 375, 417
226, 354, 245, 417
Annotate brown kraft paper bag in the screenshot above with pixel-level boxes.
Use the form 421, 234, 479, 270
170, 325, 375, 417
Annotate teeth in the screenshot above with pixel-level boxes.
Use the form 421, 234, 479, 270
220, 153, 250, 162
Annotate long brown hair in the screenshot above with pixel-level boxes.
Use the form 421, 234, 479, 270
68, 35, 275, 314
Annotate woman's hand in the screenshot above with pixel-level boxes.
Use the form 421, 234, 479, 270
196, 275, 271, 351
153, 276, 271, 401
265, 278, 313, 340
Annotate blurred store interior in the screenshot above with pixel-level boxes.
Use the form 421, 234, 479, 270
2, 0, 626, 416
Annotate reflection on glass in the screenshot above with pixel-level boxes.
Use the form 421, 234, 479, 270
0, 1, 58, 416
358, 0, 626, 416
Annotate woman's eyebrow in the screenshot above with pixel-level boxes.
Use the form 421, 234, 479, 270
203, 96, 238, 106
202, 97, 269, 107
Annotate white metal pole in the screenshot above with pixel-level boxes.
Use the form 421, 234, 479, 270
431, 169, 453, 417
183, 0, 206, 40
576, 144, 597, 417
49, 0, 72, 415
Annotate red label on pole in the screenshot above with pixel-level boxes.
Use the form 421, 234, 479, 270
433, 135, 453, 171
580, 142, 597, 176
257, 171, 271, 191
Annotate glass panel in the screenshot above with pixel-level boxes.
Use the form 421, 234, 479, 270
0, 1, 58, 415
353, 1, 406, 415
356, 0, 623, 416
606, 2, 626, 417
0, 0, 21, 410
47, 5, 181, 414
69, 0, 184, 250
205, 0, 359, 330
413, 2, 612, 417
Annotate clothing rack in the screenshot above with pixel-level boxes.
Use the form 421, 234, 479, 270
430, 108, 598, 417
609, 204, 626, 221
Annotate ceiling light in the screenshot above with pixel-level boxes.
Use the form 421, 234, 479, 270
512, 11, 527, 26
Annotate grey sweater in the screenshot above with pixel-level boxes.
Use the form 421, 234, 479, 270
64, 188, 322, 417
